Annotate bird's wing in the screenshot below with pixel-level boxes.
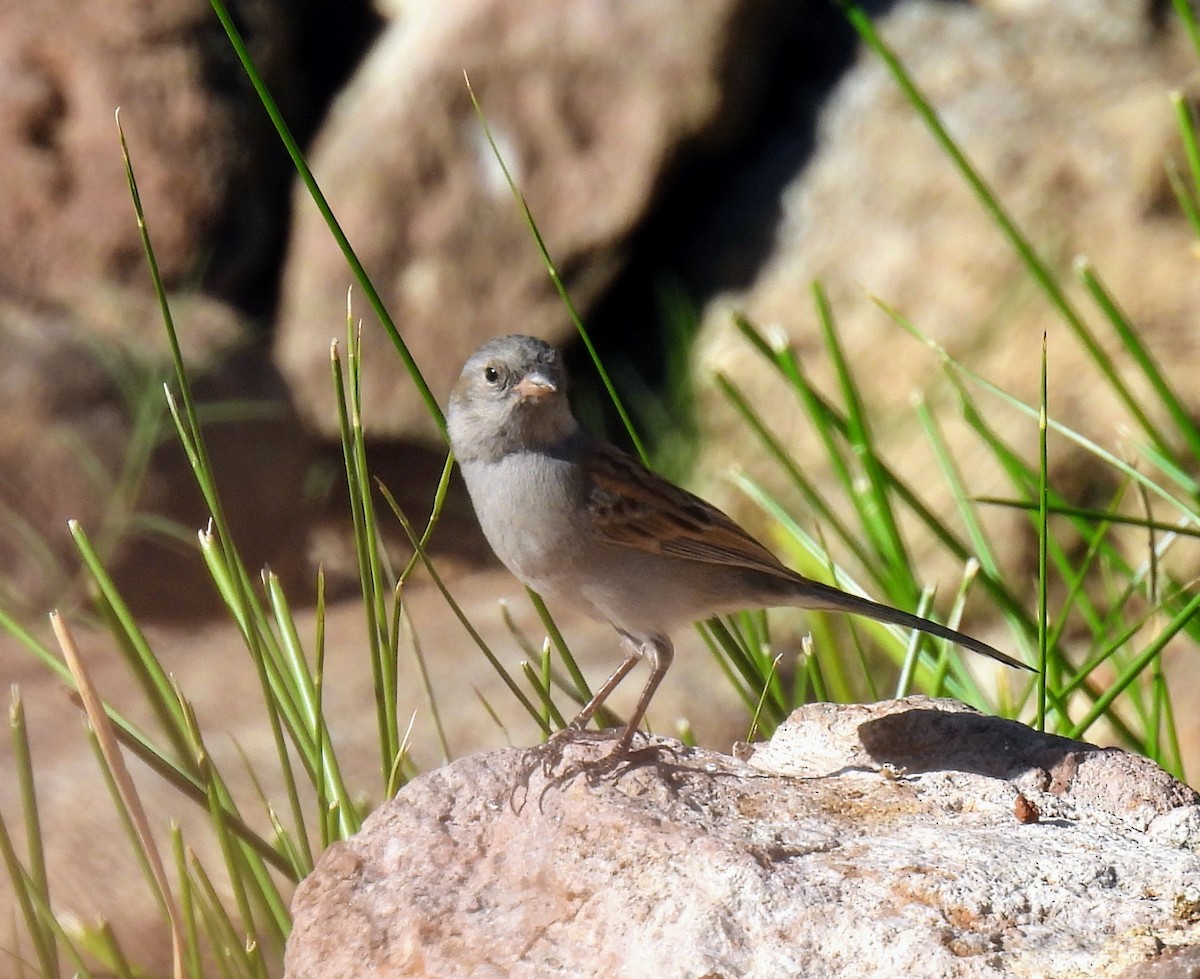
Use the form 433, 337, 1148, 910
581, 442, 794, 579
579, 442, 1033, 673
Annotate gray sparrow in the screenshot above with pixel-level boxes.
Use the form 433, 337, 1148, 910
448, 334, 1029, 756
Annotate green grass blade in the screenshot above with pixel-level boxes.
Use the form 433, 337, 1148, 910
812, 283, 912, 592
1076, 258, 1200, 462
3, 695, 60, 979
525, 589, 596, 716
1165, 156, 1200, 237
9, 694, 48, 947
464, 75, 645, 462
894, 589, 935, 698
1036, 334, 1049, 730
472, 688, 513, 744
745, 652, 783, 742
975, 497, 1200, 539
171, 827, 204, 979
1168, 91, 1200, 236
330, 336, 397, 786
1172, 0, 1200, 63
521, 656, 569, 732
205, 0, 443, 434
87, 920, 136, 979
260, 575, 318, 868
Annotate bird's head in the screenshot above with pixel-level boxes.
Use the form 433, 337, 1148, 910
448, 334, 577, 462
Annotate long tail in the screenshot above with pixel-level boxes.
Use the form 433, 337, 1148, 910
790, 577, 1032, 672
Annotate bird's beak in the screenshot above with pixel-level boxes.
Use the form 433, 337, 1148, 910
515, 371, 557, 401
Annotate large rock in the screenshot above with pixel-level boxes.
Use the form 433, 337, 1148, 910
0, 297, 313, 618
0, 0, 313, 613
285, 697, 1200, 978
274, 0, 796, 439
0, 0, 297, 316
0, 303, 135, 611
0, 567, 747, 972
691, 0, 1199, 587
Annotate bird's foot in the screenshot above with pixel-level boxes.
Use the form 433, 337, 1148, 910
529, 726, 676, 787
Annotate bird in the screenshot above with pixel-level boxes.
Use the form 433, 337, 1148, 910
447, 334, 1030, 758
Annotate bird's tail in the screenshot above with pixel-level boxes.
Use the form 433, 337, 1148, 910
790, 577, 1032, 672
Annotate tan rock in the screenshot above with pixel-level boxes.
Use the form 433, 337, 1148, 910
0, 0, 295, 318
0, 299, 310, 617
275, 0, 792, 439
286, 696, 1200, 978
692, 0, 1199, 597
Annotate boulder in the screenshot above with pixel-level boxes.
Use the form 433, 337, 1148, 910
691, 0, 1199, 591
0, 0, 297, 315
286, 697, 1200, 978
275, 0, 795, 439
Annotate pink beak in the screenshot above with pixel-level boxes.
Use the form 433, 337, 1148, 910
515, 372, 556, 401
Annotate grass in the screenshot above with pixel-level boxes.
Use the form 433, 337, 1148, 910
4, 0, 1200, 974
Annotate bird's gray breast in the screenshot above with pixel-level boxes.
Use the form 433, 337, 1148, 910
458, 450, 585, 596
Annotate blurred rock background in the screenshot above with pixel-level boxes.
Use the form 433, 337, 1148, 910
1, 0, 1197, 968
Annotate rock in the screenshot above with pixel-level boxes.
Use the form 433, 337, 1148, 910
0, 0, 297, 318
285, 696, 1200, 978
690, 0, 1200, 590
979, 0, 1168, 44
0, 299, 312, 617
0, 303, 133, 612
0, 0, 317, 614
274, 0, 795, 439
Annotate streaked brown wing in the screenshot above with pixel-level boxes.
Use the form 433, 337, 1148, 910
582, 441, 793, 580
579, 442, 1033, 673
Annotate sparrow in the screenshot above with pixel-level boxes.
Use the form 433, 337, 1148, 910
447, 334, 1029, 756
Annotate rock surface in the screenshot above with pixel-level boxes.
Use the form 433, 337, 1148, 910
691, 0, 1199, 581
285, 697, 1200, 978
0, 0, 296, 311
274, 0, 792, 438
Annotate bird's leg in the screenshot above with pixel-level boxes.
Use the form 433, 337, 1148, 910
566, 644, 641, 734
564, 630, 674, 752
534, 640, 641, 780
534, 632, 674, 781
611, 634, 673, 757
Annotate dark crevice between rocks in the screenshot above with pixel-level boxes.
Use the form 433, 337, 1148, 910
201, 0, 385, 320
565, 0, 902, 453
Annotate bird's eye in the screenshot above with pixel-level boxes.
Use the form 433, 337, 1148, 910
484, 366, 501, 385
